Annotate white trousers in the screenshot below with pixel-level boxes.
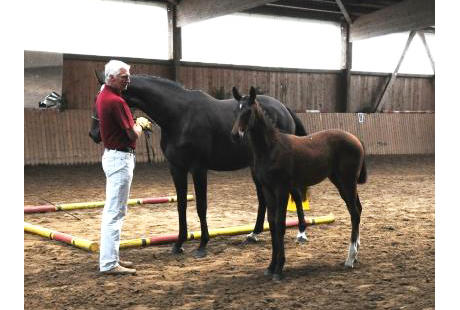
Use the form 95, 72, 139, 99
99, 149, 135, 271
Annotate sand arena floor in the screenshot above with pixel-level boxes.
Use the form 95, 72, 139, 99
24, 155, 434, 310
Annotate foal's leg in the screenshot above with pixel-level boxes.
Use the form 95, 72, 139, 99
170, 165, 189, 254
246, 172, 266, 243
330, 176, 361, 267
191, 167, 209, 258
261, 187, 277, 277
290, 188, 307, 243
273, 188, 289, 281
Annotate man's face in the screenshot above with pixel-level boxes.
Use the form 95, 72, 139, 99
109, 68, 130, 92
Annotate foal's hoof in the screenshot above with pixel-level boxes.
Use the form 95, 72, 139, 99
344, 260, 355, 268
296, 232, 307, 243
272, 274, 283, 282
264, 269, 273, 277
243, 233, 259, 244
194, 248, 207, 258
171, 245, 184, 255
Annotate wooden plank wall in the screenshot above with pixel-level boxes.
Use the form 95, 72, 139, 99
62, 57, 172, 109
299, 113, 435, 155
24, 111, 434, 166
24, 109, 165, 165
179, 65, 341, 112
348, 73, 435, 112
61, 56, 434, 113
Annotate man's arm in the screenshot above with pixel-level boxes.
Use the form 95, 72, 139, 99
126, 124, 143, 141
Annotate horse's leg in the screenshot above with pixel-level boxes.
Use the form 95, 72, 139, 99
191, 167, 209, 258
246, 171, 266, 243
290, 188, 307, 243
272, 187, 289, 281
169, 165, 189, 254
330, 175, 361, 268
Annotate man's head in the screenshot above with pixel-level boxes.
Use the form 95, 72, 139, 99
104, 60, 131, 92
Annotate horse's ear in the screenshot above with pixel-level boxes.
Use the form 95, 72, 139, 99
249, 86, 257, 104
94, 70, 105, 85
232, 86, 242, 101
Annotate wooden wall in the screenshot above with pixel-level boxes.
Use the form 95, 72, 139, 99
24, 110, 434, 166
24, 54, 435, 166
61, 55, 435, 113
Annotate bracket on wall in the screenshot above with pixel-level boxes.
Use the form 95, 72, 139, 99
373, 30, 416, 113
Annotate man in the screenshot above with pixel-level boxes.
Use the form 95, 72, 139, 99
97, 60, 151, 275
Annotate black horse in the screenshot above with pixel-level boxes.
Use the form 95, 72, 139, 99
90, 74, 308, 257
231, 87, 367, 280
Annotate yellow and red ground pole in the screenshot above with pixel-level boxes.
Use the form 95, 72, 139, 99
24, 214, 335, 252
24, 195, 194, 213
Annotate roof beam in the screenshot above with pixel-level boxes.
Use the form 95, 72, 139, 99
176, 0, 278, 27
350, 0, 434, 41
335, 0, 352, 25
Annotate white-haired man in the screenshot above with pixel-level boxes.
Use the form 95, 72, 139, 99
97, 60, 150, 275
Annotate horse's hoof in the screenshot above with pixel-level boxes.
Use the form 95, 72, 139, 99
264, 269, 273, 277
171, 245, 184, 255
194, 249, 207, 258
272, 274, 283, 282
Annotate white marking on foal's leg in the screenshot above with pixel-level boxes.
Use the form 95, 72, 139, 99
246, 232, 259, 242
296, 231, 307, 243
345, 233, 360, 268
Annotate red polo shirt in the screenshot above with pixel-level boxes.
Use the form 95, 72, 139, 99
96, 86, 136, 150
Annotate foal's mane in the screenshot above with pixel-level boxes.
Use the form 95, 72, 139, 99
251, 100, 280, 145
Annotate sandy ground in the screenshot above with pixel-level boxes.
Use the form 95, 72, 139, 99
24, 155, 434, 310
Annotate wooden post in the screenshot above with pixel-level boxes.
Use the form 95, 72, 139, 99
374, 30, 416, 112
167, 3, 182, 81
340, 21, 352, 112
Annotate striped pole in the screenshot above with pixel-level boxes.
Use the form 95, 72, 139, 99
24, 222, 99, 252
119, 214, 335, 249
24, 194, 194, 213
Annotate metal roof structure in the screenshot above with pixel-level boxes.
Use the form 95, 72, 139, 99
138, 0, 434, 40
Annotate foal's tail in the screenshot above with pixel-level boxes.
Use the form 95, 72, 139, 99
358, 141, 367, 184
286, 106, 308, 136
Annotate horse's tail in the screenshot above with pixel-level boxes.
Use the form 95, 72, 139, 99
358, 141, 367, 184
286, 106, 308, 136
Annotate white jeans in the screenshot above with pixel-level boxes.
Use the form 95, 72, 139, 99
99, 149, 135, 271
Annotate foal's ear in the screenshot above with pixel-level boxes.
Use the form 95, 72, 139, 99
232, 86, 242, 101
249, 86, 257, 104
95, 70, 105, 86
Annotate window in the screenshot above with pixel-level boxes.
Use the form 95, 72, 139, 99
352, 31, 435, 75
24, 0, 168, 60
182, 13, 342, 70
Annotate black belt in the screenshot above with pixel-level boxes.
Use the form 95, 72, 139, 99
111, 147, 135, 154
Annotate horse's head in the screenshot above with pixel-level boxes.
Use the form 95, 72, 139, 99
89, 71, 142, 144
121, 75, 150, 112
231, 86, 258, 142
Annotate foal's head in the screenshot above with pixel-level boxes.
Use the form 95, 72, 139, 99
231, 86, 259, 142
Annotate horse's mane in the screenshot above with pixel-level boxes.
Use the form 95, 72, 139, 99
135, 74, 187, 91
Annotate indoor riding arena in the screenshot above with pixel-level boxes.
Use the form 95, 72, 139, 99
24, 1, 435, 309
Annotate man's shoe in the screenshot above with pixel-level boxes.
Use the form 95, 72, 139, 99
119, 260, 134, 268
101, 265, 136, 275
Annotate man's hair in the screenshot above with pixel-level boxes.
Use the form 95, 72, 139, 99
104, 60, 130, 84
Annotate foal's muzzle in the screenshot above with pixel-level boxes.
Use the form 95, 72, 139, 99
230, 129, 245, 143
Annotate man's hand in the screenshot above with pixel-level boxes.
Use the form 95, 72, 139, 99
135, 117, 152, 131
